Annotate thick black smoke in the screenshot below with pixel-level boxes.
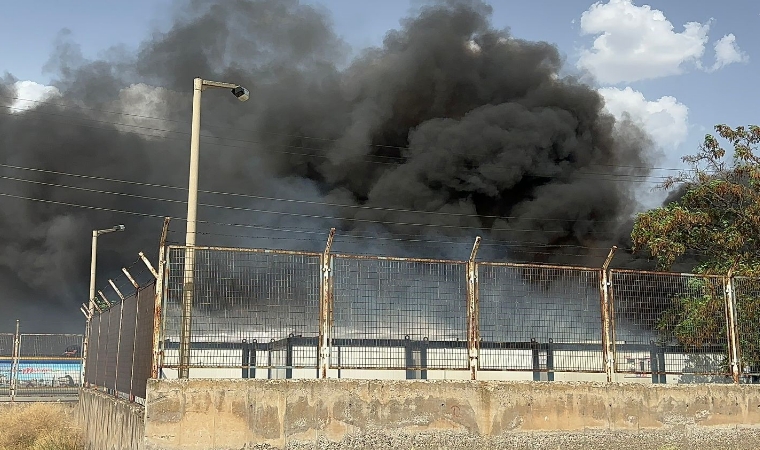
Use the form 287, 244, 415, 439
0, 0, 656, 332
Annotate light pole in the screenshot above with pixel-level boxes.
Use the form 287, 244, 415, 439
179, 77, 249, 379
82, 224, 126, 383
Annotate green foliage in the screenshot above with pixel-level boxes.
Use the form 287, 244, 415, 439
632, 125, 760, 274
656, 281, 723, 347
633, 125, 760, 373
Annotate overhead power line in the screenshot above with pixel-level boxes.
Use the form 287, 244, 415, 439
0, 95, 697, 176
0, 187, 623, 251
0, 168, 629, 234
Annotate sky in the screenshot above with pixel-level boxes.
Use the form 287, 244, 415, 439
0, 0, 757, 332
2, 0, 757, 176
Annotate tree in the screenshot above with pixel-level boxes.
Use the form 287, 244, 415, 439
631, 125, 760, 379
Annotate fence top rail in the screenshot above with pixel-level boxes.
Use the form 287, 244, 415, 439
610, 268, 725, 278
19, 333, 84, 337
167, 244, 321, 258
733, 275, 760, 281
478, 261, 600, 271
332, 253, 467, 265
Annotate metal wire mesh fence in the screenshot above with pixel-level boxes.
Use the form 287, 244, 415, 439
331, 255, 468, 371
0, 334, 13, 398
15, 334, 83, 398
610, 270, 730, 382
163, 246, 322, 371
732, 277, 760, 382
0, 329, 83, 401
84, 283, 156, 401
139, 243, 760, 384
478, 264, 604, 373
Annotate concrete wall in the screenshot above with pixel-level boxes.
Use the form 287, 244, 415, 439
78, 389, 145, 450
144, 379, 760, 450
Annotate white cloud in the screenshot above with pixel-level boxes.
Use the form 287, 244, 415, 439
578, 0, 712, 84
10, 81, 61, 113
709, 33, 749, 71
599, 86, 689, 150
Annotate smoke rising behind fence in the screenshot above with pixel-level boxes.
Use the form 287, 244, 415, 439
0, 0, 658, 330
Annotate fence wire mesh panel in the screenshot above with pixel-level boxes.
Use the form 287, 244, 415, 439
163, 246, 321, 369
86, 315, 101, 387
132, 285, 156, 399
115, 297, 138, 396
15, 334, 82, 398
331, 256, 468, 370
610, 271, 730, 380
83, 282, 156, 401
478, 264, 604, 372
0, 334, 13, 397
733, 277, 760, 382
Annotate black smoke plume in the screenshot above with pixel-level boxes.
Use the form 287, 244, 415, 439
0, 0, 656, 332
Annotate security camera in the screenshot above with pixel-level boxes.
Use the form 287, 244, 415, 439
231, 86, 250, 102
114, 224, 126, 232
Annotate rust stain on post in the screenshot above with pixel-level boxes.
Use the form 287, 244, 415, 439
319, 228, 336, 379
467, 236, 481, 380
600, 246, 617, 383
139, 252, 159, 279
151, 217, 171, 379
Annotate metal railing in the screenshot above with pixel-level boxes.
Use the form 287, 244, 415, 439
0, 324, 83, 401
149, 236, 760, 384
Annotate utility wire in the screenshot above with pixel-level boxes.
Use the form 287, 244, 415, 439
0, 188, 622, 251
0, 162, 658, 225
2, 94, 696, 174
0, 101, 693, 181
0, 173, 623, 236
0, 106, 674, 184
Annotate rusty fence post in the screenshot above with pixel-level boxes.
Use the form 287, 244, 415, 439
600, 246, 617, 383
151, 217, 171, 380
113, 291, 125, 398
319, 228, 336, 379
9, 320, 19, 402
724, 270, 741, 384
467, 237, 481, 380
123, 267, 140, 402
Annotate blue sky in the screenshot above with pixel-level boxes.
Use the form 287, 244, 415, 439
2, 0, 758, 174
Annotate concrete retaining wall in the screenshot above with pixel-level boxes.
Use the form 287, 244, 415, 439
78, 389, 145, 450
144, 379, 760, 450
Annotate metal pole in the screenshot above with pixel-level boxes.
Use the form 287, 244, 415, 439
600, 246, 618, 383
467, 236, 481, 380
725, 269, 740, 384
319, 228, 336, 379
152, 218, 171, 380
81, 231, 98, 382
179, 77, 203, 379
89, 232, 98, 315
9, 320, 19, 402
